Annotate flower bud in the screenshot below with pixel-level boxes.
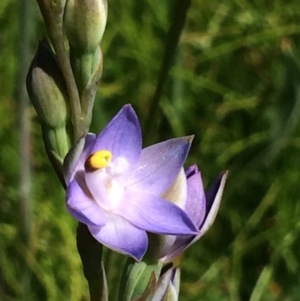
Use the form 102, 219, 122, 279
130, 265, 180, 301
42, 125, 71, 159
64, 0, 107, 53
26, 40, 70, 129
153, 266, 180, 301
160, 267, 180, 301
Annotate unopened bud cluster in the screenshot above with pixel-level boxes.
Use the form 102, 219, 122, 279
27, 0, 108, 162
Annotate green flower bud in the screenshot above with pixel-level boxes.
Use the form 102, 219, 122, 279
64, 0, 107, 53
42, 125, 71, 160
26, 40, 70, 129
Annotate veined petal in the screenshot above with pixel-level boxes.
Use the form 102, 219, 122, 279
92, 105, 142, 170
66, 180, 107, 226
115, 191, 198, 235
126, 136, 193, 195
185, 165, 206, 227
88, 214, 148, 261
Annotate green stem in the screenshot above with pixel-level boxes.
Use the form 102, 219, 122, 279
77, 223, 108, 301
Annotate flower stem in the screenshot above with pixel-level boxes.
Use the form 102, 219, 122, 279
77, 223, 108, 301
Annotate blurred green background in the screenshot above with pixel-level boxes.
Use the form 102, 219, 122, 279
1, 0, 300, 300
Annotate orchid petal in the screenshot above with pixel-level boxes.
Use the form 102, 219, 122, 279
200, 171, 228, 235
185, 165, 206, 227
126, 137, 193, 195
159, 234, 193, 263
115, 191, 198, 235
92, 105, 142, 170
66, 180, 107, 226
147, 232, 178, 262
163, 168, 187, 209
84, 169, 111, 210
88, 214, 148, 261
160, 172, 228, 263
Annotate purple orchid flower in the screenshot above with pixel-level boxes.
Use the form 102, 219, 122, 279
157, 166, 228, 263
63, 105, 199, 261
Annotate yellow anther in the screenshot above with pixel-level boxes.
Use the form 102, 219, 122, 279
85, 150, 113, 171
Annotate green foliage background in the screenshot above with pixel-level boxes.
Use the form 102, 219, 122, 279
1, 0, 300, 300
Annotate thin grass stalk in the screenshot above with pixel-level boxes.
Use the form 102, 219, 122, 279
16, 0, 34, 299
145, 0, 191, 143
